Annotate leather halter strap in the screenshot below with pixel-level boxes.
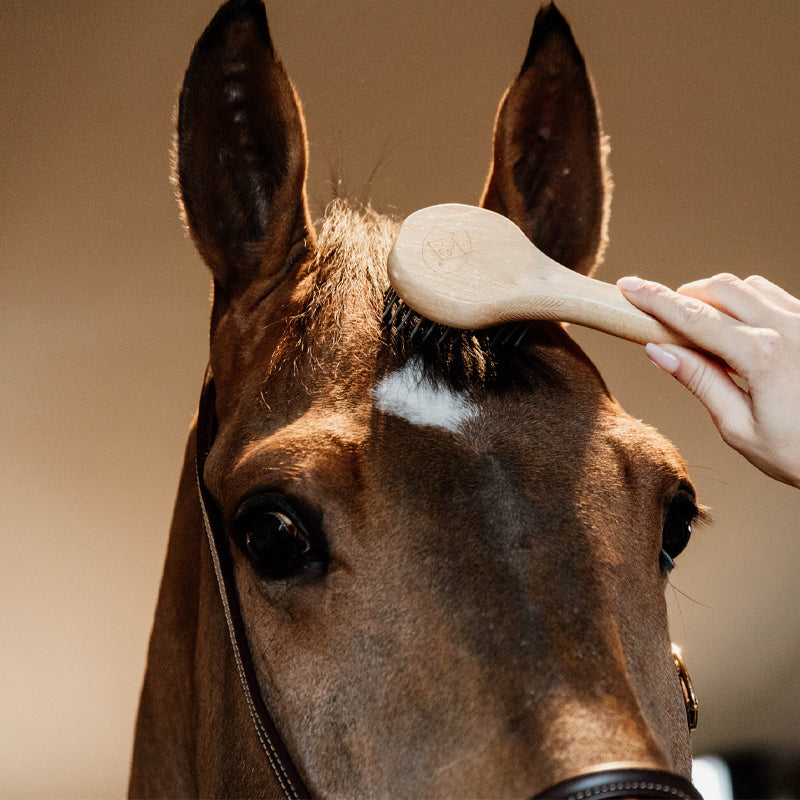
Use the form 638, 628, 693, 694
531, 765, 703, 800
196, 370, 310, 800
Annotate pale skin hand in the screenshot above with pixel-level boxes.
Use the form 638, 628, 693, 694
616, 273, 800, 489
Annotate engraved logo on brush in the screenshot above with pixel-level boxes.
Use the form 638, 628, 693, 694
422, 226, 471, 272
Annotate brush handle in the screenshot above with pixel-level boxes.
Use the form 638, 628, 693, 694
510, 266, 689, 347
388, 204, 690, 348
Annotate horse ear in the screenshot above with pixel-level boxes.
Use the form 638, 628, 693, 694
177, 0, 314, 303
480, 3, 610, 276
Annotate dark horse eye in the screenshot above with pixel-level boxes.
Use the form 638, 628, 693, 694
233, 494, 316, 580
660, 489, 698, 573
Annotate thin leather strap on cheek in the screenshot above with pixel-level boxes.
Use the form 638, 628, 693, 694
196, 369, 311, 800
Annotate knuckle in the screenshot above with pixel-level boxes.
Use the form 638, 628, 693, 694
672, 296, 709, 328
683, 359, 715, 400
645, 281, 673, 301
750, 329, 782, 366
744, 274, 767, 287
710, 272, 741, 288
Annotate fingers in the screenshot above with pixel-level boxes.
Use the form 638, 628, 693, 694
675, 273, 776, 326
616, 276, 746, 371
743, 275, 800, 314
644, 343, 754, 450
651, 336, 800, 488
618, 273, 800, 489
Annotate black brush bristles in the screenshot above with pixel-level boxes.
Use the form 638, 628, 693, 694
381, 288, 531, 351
379, 287, 569, 393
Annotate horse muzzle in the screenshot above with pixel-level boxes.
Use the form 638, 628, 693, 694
531, 645, 702, 799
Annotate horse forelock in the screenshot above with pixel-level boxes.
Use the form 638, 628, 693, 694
263, 200, 396, 386
271, 199, 568, 398
306, 200, 396, 351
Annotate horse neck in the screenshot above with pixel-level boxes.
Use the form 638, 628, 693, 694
129, 423, 280, 797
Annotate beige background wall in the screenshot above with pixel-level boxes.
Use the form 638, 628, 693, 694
2, 1, 798, 796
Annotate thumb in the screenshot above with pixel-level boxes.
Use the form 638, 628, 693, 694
645, 343, 753, 446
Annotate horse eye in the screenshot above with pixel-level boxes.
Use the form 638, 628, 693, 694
233, 495, 315, 579
660, 490, 697, 573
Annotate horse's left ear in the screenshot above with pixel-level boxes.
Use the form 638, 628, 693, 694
177, 0, 314, 306
481, 3, 610, 276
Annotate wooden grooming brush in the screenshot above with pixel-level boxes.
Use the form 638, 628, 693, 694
383, 203, 687, 347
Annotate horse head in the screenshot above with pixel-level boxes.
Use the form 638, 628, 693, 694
131, 1, 702, 797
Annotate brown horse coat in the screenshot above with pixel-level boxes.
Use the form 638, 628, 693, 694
130, 2, 701, 796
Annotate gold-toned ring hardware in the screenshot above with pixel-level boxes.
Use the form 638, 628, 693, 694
671, 643, 699, 731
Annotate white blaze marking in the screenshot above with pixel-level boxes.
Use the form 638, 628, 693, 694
372, 358, 476, 433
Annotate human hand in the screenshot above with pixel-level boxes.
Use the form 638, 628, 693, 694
617, 273, 800, 489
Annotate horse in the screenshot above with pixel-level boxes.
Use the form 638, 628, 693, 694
129, 1, 704, 797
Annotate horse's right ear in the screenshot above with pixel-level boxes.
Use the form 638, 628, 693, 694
480, 3, 610, 277
177, 0, 313, 307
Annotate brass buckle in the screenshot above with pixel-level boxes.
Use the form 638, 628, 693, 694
671, 643, 699, 731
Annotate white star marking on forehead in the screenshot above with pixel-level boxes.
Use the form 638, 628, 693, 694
372, 357, 477, 433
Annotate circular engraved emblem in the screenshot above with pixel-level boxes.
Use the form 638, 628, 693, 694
421, 225, 472, 273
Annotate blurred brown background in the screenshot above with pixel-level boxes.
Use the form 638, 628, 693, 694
2, 1, 798, 796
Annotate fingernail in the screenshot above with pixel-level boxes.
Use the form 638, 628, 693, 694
616, 276, 645, 291
645, 343, 681, 374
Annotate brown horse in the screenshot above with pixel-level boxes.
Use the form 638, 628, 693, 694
129, 1, 703, 797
